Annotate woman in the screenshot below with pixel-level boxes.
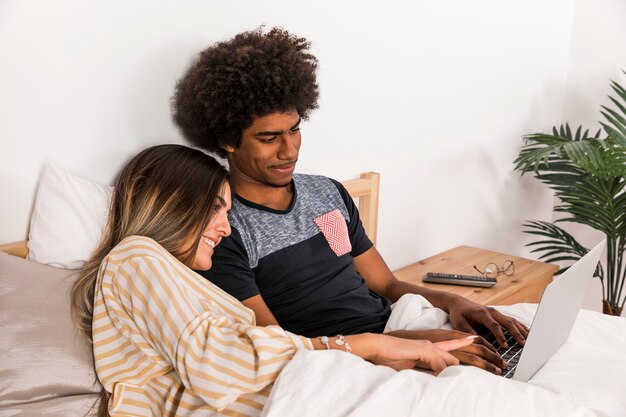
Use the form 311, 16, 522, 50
71, 144, 473, 417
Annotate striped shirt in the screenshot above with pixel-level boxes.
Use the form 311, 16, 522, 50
92, 236, 313, 416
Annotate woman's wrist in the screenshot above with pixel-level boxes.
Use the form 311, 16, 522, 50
311, 333, 377, 360
337, 333, 378, 360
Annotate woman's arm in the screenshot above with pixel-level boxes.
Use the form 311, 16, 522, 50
95, 240, 473, 414
96, 250, 312, 411
310, 333, 474, 375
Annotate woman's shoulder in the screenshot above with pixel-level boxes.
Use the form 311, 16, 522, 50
105, 236, 172, 266
99, 236, 189, 293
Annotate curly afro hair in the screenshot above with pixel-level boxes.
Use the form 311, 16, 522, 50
172, 27, 319, 158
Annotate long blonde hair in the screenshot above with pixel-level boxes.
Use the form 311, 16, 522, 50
70, 144, 228, 417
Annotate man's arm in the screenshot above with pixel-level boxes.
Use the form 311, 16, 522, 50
202, 227, 278, 327
242, 294, 279, 326
353, 246, 529, 348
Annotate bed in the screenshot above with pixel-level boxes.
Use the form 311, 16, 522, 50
1, 165, 625, 417
263, 303, 626, 417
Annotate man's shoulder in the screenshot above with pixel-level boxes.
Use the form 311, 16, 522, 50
293, 173, 331, 182
293, 173, 344, 196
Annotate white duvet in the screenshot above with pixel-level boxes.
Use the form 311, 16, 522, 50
263, 303, 626, 417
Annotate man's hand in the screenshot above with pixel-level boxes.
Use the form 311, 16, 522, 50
386, 328, 507, 374
445, 294, 529, 348
353, 246, 530, 350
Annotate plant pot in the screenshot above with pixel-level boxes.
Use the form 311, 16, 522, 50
602, 300, 623, 316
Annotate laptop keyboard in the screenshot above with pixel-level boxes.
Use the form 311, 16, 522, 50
485, 329, 523, 379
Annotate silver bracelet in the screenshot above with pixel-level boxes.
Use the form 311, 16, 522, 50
318, 335, 330, 350
334, 334, 352, 353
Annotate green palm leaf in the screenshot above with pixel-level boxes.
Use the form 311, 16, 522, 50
523, 221, 602, 278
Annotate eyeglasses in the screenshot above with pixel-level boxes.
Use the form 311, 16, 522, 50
473, 260, 515, 279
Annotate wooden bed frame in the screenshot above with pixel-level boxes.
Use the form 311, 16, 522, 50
340, 172, 380, 246
0, 172, 380, 259
0, 241, 29, 259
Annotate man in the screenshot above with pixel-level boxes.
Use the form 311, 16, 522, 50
172, 27, 527, 374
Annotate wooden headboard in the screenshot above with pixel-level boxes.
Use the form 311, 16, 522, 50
341, 172, 380, 246
0, 171, 380, 258
0, 241, 28, 258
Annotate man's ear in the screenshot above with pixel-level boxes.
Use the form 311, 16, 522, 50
222, 144, 236, 154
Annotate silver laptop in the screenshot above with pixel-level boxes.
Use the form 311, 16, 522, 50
489, 240, 605, 382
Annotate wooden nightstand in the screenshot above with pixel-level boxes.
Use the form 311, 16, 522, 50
393, 246, 559, 305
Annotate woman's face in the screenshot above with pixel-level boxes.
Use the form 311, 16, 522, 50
189, 183, 232, 271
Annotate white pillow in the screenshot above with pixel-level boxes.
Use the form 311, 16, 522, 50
28, 164, 112, 269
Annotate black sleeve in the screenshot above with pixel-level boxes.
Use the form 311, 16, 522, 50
197, 227, 260, 302
329, 178, 374, 257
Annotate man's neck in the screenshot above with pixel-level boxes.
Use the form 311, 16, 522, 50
230, 175, 295, 211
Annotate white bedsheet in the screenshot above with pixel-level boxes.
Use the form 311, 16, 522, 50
263, 304, 626, 417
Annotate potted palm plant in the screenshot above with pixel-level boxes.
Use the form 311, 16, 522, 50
514, 74, 626, 316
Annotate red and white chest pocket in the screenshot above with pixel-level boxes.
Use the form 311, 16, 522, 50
314, 209, 352, 256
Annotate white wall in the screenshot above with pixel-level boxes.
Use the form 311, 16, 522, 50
561, 0, 626, 314
564, 0, 626, 128
1, 1, 575, 272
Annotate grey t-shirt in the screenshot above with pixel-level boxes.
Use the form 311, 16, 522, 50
201, 174, 391, 337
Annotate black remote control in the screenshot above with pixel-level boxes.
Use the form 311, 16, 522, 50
422, 272, 497, 288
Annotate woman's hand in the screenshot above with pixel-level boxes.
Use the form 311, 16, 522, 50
347, 333, 475, 375
386, 328, 506, 375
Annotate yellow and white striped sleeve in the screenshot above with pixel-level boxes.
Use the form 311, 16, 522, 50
100, 251, 312, 411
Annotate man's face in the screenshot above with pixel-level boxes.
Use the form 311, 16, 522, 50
226, 110, 301, 188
